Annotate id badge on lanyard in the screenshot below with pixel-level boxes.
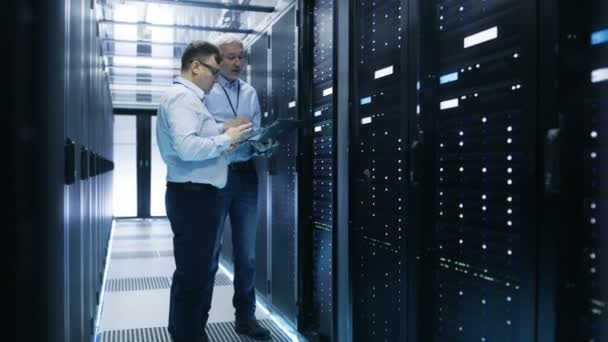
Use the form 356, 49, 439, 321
220, 82, 240, 117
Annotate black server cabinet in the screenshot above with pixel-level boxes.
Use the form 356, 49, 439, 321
67, 0, 88, 338
578, 1, 607, 340
548, 1, 607, 340
424, 1, 540, 340
16, 0, 113, 341
269, 7, 299, 323
249, 32, 271, 297
66, 0, 85, 338
308, 0, 335, 339
351, 0, 410, 340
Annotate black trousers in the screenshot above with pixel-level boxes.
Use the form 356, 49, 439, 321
165, 182, 224, 341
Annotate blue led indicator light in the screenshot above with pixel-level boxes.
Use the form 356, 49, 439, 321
591, 28, 608, 45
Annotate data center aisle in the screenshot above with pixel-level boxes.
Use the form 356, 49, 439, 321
96, 219, 292, 342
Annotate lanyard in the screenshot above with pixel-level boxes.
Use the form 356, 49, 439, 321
173, 79, 204, 102
219, 81, 240, 117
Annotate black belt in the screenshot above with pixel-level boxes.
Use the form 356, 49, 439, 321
166, 181, 215, 191
229, 160, 254, 172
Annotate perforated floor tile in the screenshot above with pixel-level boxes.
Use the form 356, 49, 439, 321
113, 234, 173, 240
107, 258, 176, 278
111, 250, 173, 260
98, 319, 291, 342
105, 273, 233, 292
99, 286, 269, 331
98, 219, 279, 340
110, 239, 174, 252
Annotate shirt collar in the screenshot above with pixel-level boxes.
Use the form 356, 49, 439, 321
218, 74, 240, 89
174, 76, 205, 100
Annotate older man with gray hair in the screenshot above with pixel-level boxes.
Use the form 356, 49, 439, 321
204, 33, 276, 340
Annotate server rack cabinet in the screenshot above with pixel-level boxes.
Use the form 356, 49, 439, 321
227, 3, 301, 330
536, 2, 608, 340
269, 6, 300, 324
554, 0, 608, 340
350, 0, 411, 340
406, 1, 437, 340
67, 0, 89, 338
298, 0, 335, 339
334, 0, 353, 340
421, 0, 542, 340
16, 1, 114, 341
248, 32, 272, 298
580, 3, 607, 339
16, 0, 68, 340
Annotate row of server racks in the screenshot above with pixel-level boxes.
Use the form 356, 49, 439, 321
240, 0, 606, 341
15, 0, 115, 341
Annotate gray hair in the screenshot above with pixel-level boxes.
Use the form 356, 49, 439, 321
214, 34, 244, 50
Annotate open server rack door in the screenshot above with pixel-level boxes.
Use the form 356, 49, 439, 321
306, 0, 335, 339
248, 32, 271, 298
351, 0, 411, 340
424, 0, 540, 340
269, 6, 299, 324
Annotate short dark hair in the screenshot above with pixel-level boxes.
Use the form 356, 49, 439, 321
181, 41, 222, 71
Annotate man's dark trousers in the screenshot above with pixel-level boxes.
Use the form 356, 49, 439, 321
212, 161, 258, 321
166, 182, 225, 341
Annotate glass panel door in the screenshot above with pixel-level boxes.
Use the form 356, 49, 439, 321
113, 112, 167, 218
113, 115, 138, 217
150, 115, 167, 216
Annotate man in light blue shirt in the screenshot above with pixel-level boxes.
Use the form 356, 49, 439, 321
156, 40, 251, 342
204, 34, 276, 340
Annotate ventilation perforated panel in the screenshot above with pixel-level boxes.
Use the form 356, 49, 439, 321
113, 234, 173, 240
105, 273, 233, 292
97, 320, 292, 342
110, 250, 173, 260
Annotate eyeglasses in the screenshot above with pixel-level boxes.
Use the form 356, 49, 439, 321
192, 60, 220, 76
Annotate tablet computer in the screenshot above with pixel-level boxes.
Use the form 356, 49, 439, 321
234, 118, 302, 144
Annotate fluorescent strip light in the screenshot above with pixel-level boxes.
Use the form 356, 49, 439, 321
110, 83, 172, 92
323, 87, 333, 96
112, 56, 177, 68
315, 126, 323, 132
361, 117, 372, 125
314, 110, 322, 117
360, 97, 372, 105
108, 66, 179, 76
289, 101, 296, 108
145, 3, 175, 25
114, 4, 139, 22
464, 26, 498, 48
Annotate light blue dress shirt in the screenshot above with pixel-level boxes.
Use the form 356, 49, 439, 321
205, 74, 262, 163
156, 76, 232, 188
